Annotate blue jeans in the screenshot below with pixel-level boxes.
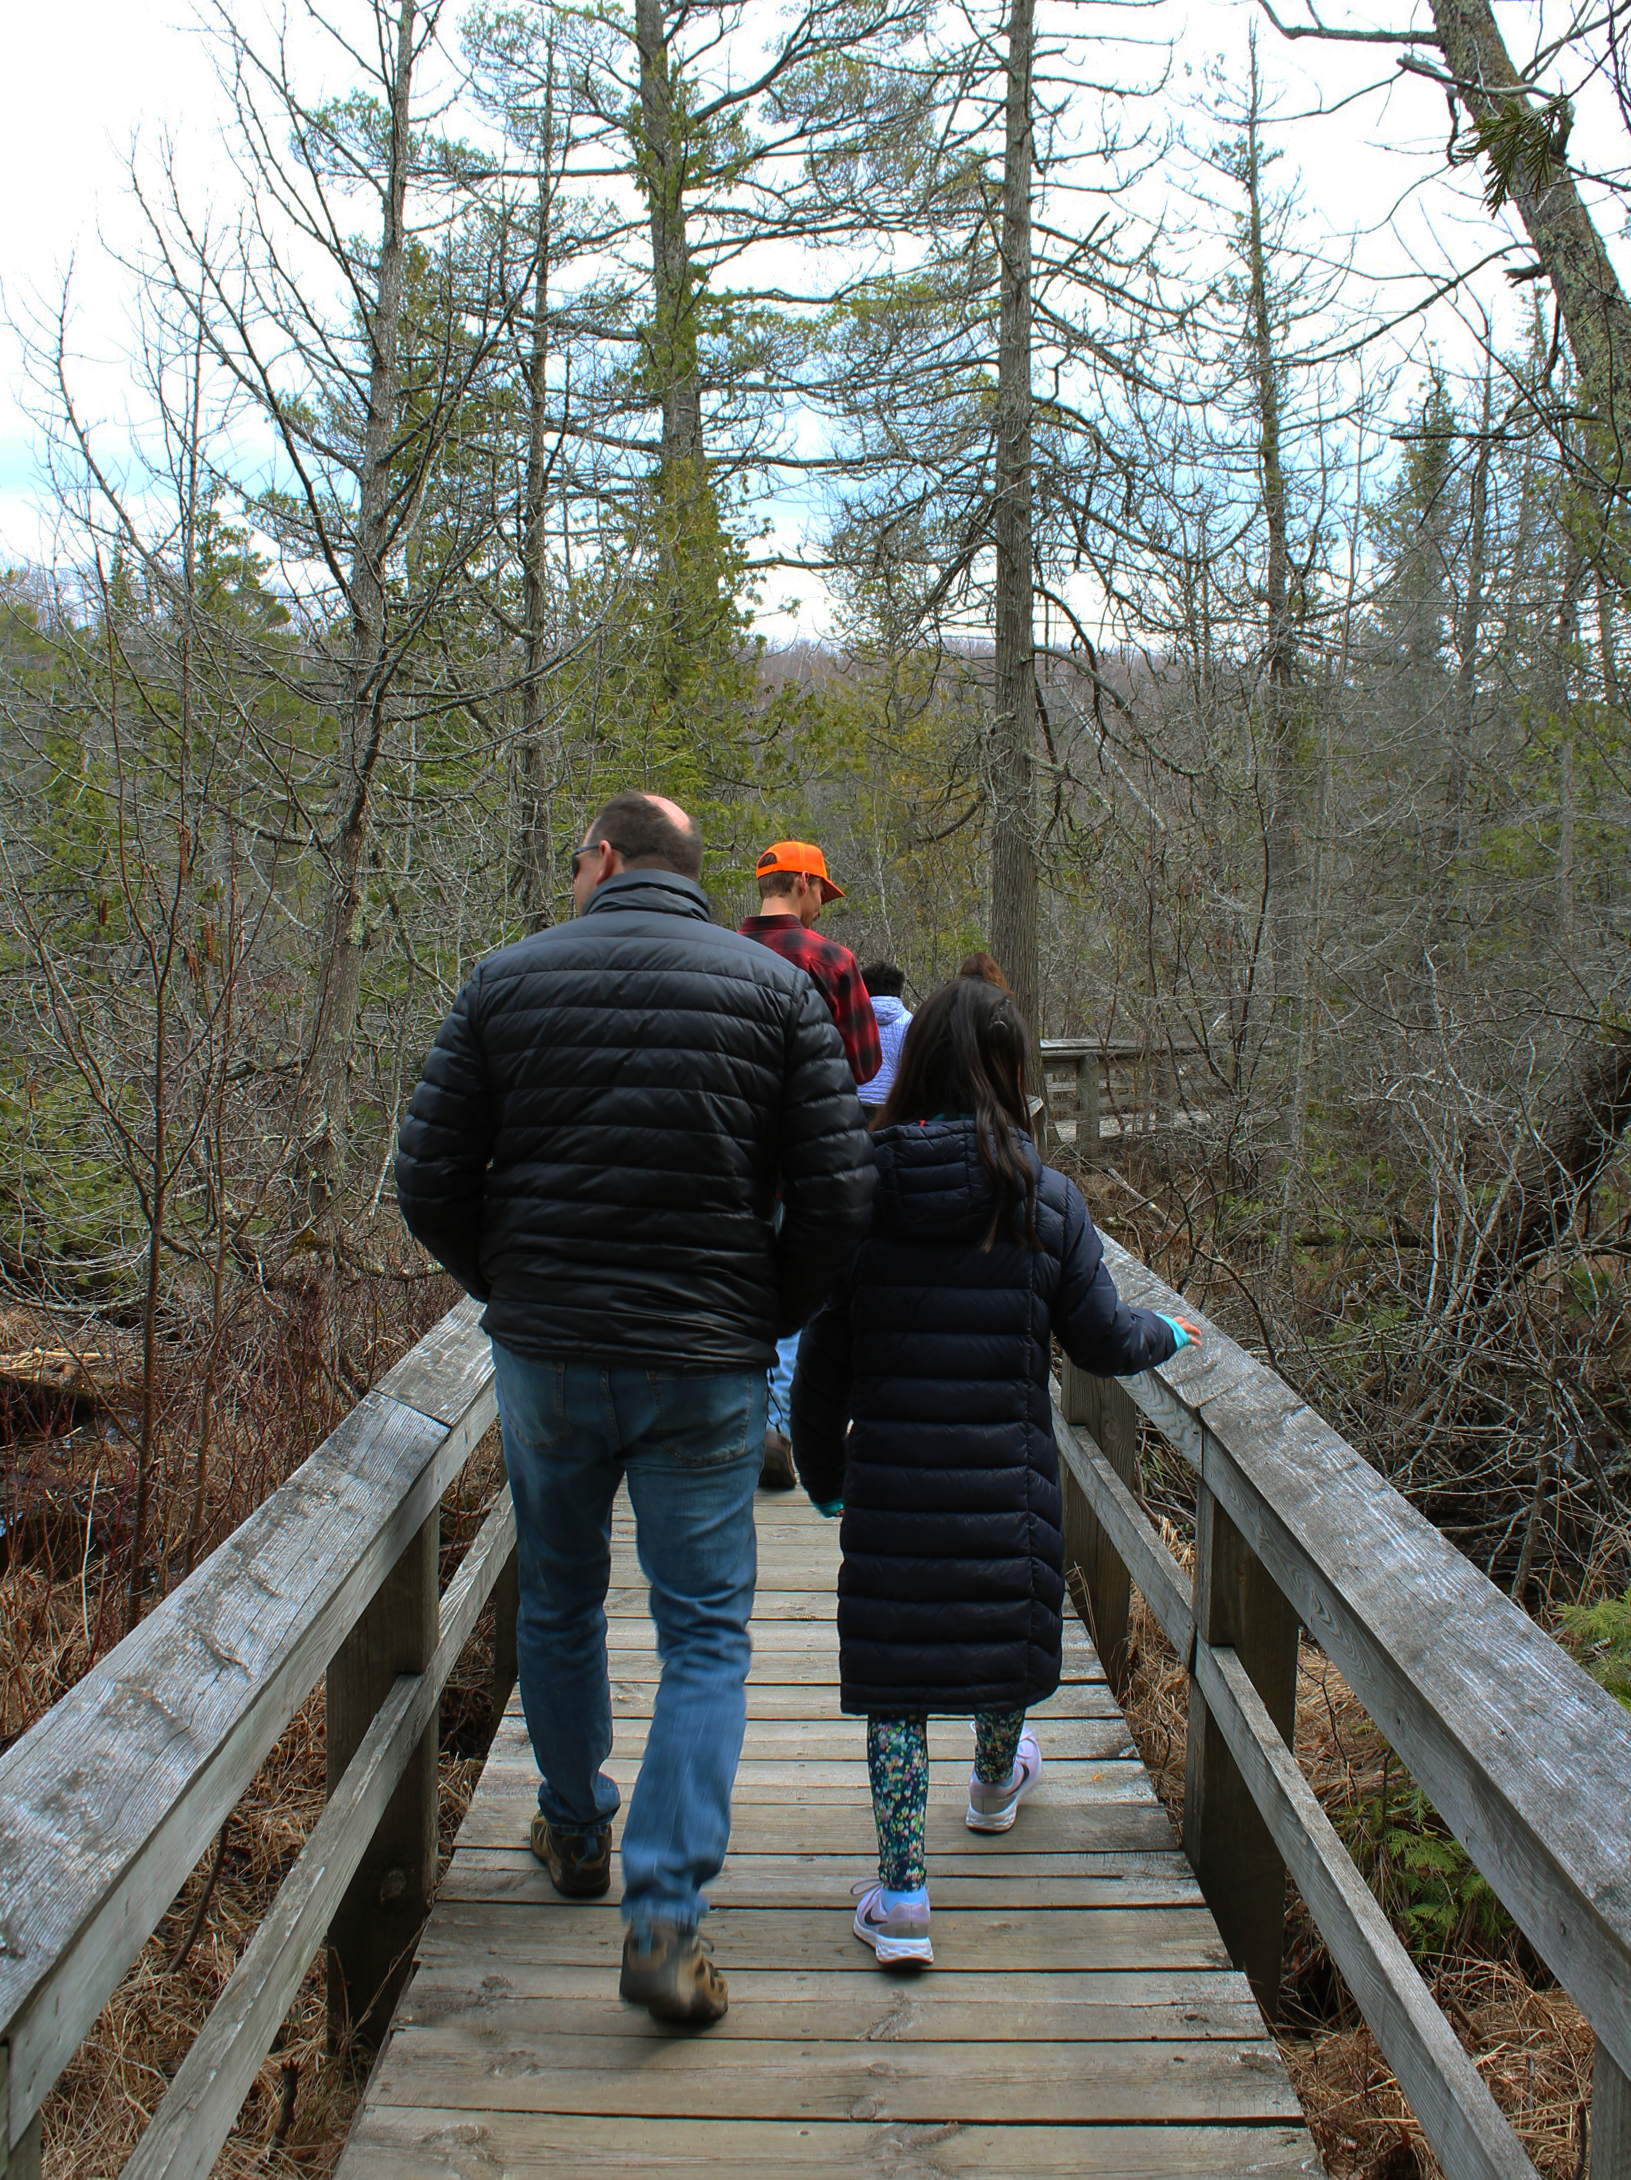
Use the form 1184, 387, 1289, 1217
767, 1330, 800, 1434
491, 1343, 765, 1935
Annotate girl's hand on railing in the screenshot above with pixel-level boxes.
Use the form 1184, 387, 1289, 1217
1158, 1313, 1204, 1353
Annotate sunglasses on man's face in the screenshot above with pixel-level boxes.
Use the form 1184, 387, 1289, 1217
572, 840, 624, 875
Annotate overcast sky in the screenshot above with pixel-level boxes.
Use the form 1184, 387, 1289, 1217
3, 0, 1623, 637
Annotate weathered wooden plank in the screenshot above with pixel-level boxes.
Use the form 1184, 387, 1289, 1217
602, 1683, 1121, 1720
395, 1961, 1257, 2039
1057, 1365, 1139, 1697
1184, 1488, 1300, 2021
594, 1618, 1103, 1663
1596, 2040, 1631, 2180
373, 1299, 491, 1427
445, 1844, 1196, 1886
1196, 1639, 1538, 2180
476, 1761, 1151, 1804
1098, 1231, 1631, 2079
383, 1902, 1233, 1973
455, 1750, 1172, 1842
447, 1800, 1182, 1864
430, 1855, 1201, 1910
469, 1717, 1131, 1764
1041, 1035, 1203, 1062
522, 1678, 1115, 1716
120, 1497, 515, 2180
0, 2109, 39, 2180
0, 1384, 474, 2147
326, 1502, 440, 2051
1052, 1394, 1194, 1658
1076, 1050, 1103, 1166
489, 1459, 518, 1734
335, 2110, 1320, 2179
606, 1590, 842, 1619
362, 2027, 1299, 2125
0, 2048, 39, 2180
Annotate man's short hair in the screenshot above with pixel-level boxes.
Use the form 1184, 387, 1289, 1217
861, 961, 905, 997
586, 791, 702, 881
757, 869, 807, 902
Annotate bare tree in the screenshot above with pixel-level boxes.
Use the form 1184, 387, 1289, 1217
990, 0, 1040, 1047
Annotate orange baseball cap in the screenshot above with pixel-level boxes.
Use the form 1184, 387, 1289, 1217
756, 839, 844, 902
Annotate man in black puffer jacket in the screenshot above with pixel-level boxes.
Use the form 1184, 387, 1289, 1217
395, 790, 874, 2025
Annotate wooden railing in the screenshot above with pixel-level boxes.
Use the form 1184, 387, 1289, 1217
0, 1298, 513, 2180
4, 1252, 1629, 2180
1056, 1234, 1631, 2180
1038, 1034, 1204, 1164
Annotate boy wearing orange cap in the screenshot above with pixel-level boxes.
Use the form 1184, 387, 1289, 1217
741, 842, 882, 1089
741, 841, 881, 1486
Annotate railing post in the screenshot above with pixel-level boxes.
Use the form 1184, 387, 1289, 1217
325, 1504, 439, 2053
1075, 1052, 1102, 1168
1595, 2039, 1631, 2177
1059, 1359, 1139, 1700
490, 1455, 520, 1733
1183, 1481, 1300, 2021
2, 2045, 42, 2180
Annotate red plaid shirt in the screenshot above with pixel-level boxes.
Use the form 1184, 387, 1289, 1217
739, 915, 882, 1088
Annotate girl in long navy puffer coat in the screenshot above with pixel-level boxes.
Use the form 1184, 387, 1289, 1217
790, 974, 1199, 1967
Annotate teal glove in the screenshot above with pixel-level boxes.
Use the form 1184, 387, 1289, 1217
1157, 1313, 1192, 1353
813, 1497, 843, 1518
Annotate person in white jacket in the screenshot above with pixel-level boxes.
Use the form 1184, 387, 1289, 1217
858, 963, 912, 1111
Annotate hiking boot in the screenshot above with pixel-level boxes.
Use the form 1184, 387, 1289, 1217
853, 1881, 933, 1965
760, 1428, 796, 1490
619, 1923, 729, 2024
965, 1729, 1044, 1832
530, 1814, 612, 1899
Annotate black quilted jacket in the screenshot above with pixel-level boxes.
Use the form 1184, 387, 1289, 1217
394, 871, 876, 1369
790, 1118, 1176, 1716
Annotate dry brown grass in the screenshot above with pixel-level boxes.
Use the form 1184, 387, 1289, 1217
1097, 1548, 1598, 2180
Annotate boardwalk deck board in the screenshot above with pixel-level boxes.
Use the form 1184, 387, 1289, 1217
335, 1495, 1320, 2178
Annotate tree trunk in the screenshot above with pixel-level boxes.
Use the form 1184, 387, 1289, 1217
1431, 0, 1631, 487
1274, 689, 1333, 1285
635, 0, 703, 478
989, 0, 1040, 1053
1598, 570, 1621, 713
1444, 365, 1492, 899
631, 0, 734, 766
305, 0, 416, 1220
1556, 531, 1585, 949
1244, 59, 1298, 1001
518, 132, 557, 932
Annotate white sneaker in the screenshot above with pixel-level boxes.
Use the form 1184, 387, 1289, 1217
852, 1882, 934, 1964
965, 1729, 1043, 1831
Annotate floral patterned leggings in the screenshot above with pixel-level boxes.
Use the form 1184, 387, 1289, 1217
865, 1710, 1028, 1889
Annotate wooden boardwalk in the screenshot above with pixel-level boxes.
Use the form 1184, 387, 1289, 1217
336, 1494, 1320, 2178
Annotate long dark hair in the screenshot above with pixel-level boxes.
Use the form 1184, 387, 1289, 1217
878, 975, 1039, 1248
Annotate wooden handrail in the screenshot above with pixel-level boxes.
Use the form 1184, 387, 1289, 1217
1052, 1231, 1631, 2180
1039, 1035, 1201, 1061
0, 1297, 507, 2180
5, 1246, 1629, 2180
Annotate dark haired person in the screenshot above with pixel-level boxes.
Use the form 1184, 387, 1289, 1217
789, 975, 1200, 1967
740, 839, 881, 1485
856, 961, 911, 1113
396, 789, 875, 2025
